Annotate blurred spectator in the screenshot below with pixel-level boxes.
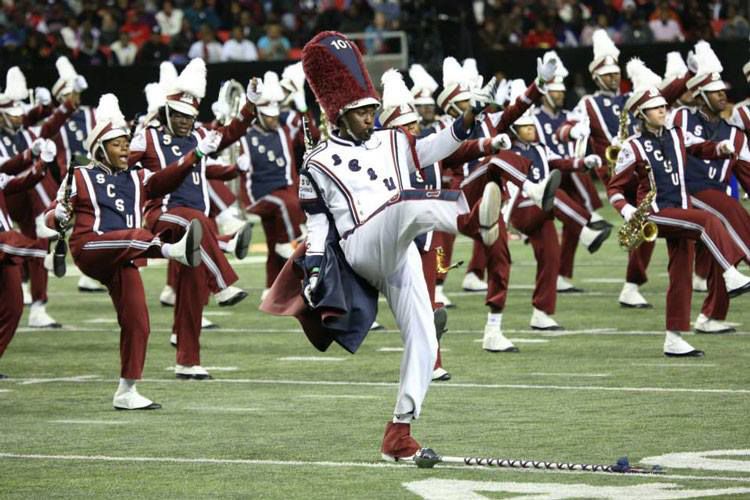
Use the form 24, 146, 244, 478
121, 9, 152, 46
364, 11, 389, 54
76, 31, 108, 66
184, 0, 221, 32
156, 1, 184, 36
719, 5, 750, 39
139, 26, 169, 63
188, 24, 222, 62
522, 19, 557, 49
222, 26, 259, 62
478, 17, 504, 50
99, 10, 121, 46
111, 31, 138, 66
649, 6, 685, 42
621, 12, 655, 44
339, 2, 371, 33
60, 18, 81, 50
257, 22, 290, 60
580, 14, 618, 46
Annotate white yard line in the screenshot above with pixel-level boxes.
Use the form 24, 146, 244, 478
18, 375, 101, 385
632, 363, 718, 368
298, 394, 377, 400
277, 357, 347, 362
83, 318, 118, 324
529, 373, 610, 378
471, 338, 550, 344
164, 366, 239, 372
202, 311, 234, 317
184, 407, 260, 412
1, 452, 749, 483
49, 420, 128, 425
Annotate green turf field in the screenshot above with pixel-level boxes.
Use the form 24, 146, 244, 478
2, 206, 750, 499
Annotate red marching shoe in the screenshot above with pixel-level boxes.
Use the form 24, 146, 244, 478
381, 422, 421, 462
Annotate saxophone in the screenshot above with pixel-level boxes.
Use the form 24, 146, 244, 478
605, 108, 629, 175
617, 162, 659, 251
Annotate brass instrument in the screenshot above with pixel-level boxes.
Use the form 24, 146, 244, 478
617, 162, 659, 251
605, 108, 629, 174
436, 247, 464, 275
217, 79, 246, 166
319, 106, 331, 141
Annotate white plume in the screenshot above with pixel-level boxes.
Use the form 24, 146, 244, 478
592, 29, 620, 62
55, 56, 78, 81
462, 58, 483, 89
281, 62, 306, 92
544, 50, 569, 79
381, 69, 413, 109
159, 61, 178, 90
145, 83, 166, 114
173, 58, 206, 99
408, 64, 438, 93
260, 71, 285, 103
5, 67, 28, 101
508, 79, 528, 105
626, 57, 662, 93
693, 40, 723, 75
94, 93, 127, 129
664, 52, 688, 81
442, 57, 465, 87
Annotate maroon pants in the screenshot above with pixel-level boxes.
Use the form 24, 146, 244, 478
649, 207, 744, 331
6, 189, 49, 303
466, 240, 487, 280
149, 207, 239, 365
691, 189, 750, 264
553, 191, 591, 279
0, 231, 46, 359
247, 187, 304, 288
72, 229, 163, 379
560, 170, 603, 212
208, 179, 237, 218
510, 202, 559, 314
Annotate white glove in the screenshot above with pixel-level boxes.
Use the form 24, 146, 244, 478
73, 75, 88, 93
610, 136, 624, 150
686, 50, 698, 74
470, 76, 496, 114
237, 153, 251, 173
40, 139, 57, 163
246, 77, 264, 104
54, 203, 71, 225
303, 273, 319, 305
493, 78, 510, 107
35, 87, 52, 106
569, 119, 590, 140
293, 91, 308, 113
719, 140, 735, 156
583, 154, 601, 170
621, 204, 637, 222
211, 100, 230, 122
537, 56, 557, 83
491, 133, 511, 151
197, 131, 223, 157
30, 138, 44, 157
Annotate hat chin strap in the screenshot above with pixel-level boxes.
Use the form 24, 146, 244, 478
164, 106, 176, 135
339, 115, 367, 143
698, 90, 720, 115
543, 93, 559, 112
593, 74, 616, 94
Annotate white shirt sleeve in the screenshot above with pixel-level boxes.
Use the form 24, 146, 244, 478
410, 120, 466, 170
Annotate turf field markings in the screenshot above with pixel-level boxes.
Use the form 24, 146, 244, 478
202, 311, 233, 316
2, 452, 750, 482
83, 318, 118, 324
632, 363, 718, 368
18, 375, 100, 385
472, 338, 551, 344
529, 372, 610, 378
277, 356, 346, 362
582, 278, 624, 283
377, 347, 404, 352
164, 366, 239, 372
49, 420, 128, 425
0, 389, 12, 393
298, 394, 377, 400
184, 406, 260, 412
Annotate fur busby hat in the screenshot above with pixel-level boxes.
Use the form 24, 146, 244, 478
165, 58, 207, 117
256, 71, 285, 117
544, 50, 569, 92
379, 69, 419, 128
0, 67, 28, 116
686, 41, 726, 96
624, 58, 666, 115
437, 57, 471, 114
302, 31, 380, 124
588, 29, 620, 77
52, 57, 79, 100
86, 94, 130, 158
408, 64, 438, 106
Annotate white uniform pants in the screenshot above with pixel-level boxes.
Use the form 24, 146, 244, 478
340, 195, 468, 420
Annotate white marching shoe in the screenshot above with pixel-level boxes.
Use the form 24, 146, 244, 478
530, 307, 562, 331
202, 316, 217, 329
35, 213, 59, 239
694, 313, 735, 334
113, 381, 161, 410
160, 285, 175, 307
168, 219, 203, 267
215, 206, 246, 235
579, 225, 611, 254
432, 367, 451, 381
482, 321, 519, 353
78, 274, 105, 292
723, 266, 750, 298
215, 285, 248, 307
434, 284, 453, 308
524, 169, 561, 211
462, 272, 488, 292
260, 288, 271, 302
225, 222, 253, 260
664, 331, 704, 357
479, 182, 502, 246
21, 282, 32, 306
275, 242, 295, 259
557, 275, 583, 293
369, 321, 385, 331
618, 282, 651, 308
28, 302, 61, 328
175, 364, 212, 380
692, 273, 708, 292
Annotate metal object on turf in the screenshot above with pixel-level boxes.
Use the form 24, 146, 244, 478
412, 448, 663, 474
435, 247, 464, 275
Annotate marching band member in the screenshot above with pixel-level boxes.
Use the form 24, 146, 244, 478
409, 63, 440, 130
608, 58, 750, 357
128, 58, 255, 380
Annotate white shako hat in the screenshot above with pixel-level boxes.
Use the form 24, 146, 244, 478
408, 64, 438, 106
0, 67, 28, 116
52, 56, 79, 100
165, 58, 206, 117
624, 58, 667, 115
85, 93, 130, 158
436, 57, 471, 113
661, 51, 688, 89
686, 41, 726, 97
462, 58, 484, 90
588, 29, 620, 77
255, 71, 285, 117
380, 68, 419, 128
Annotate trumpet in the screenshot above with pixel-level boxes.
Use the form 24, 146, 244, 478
617, 162, 658, 251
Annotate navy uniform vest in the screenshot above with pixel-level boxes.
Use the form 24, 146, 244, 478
241, 125, 293, 202
679, 110, 735, 194
80, 164, 142, 234
152, 129, 208, 213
